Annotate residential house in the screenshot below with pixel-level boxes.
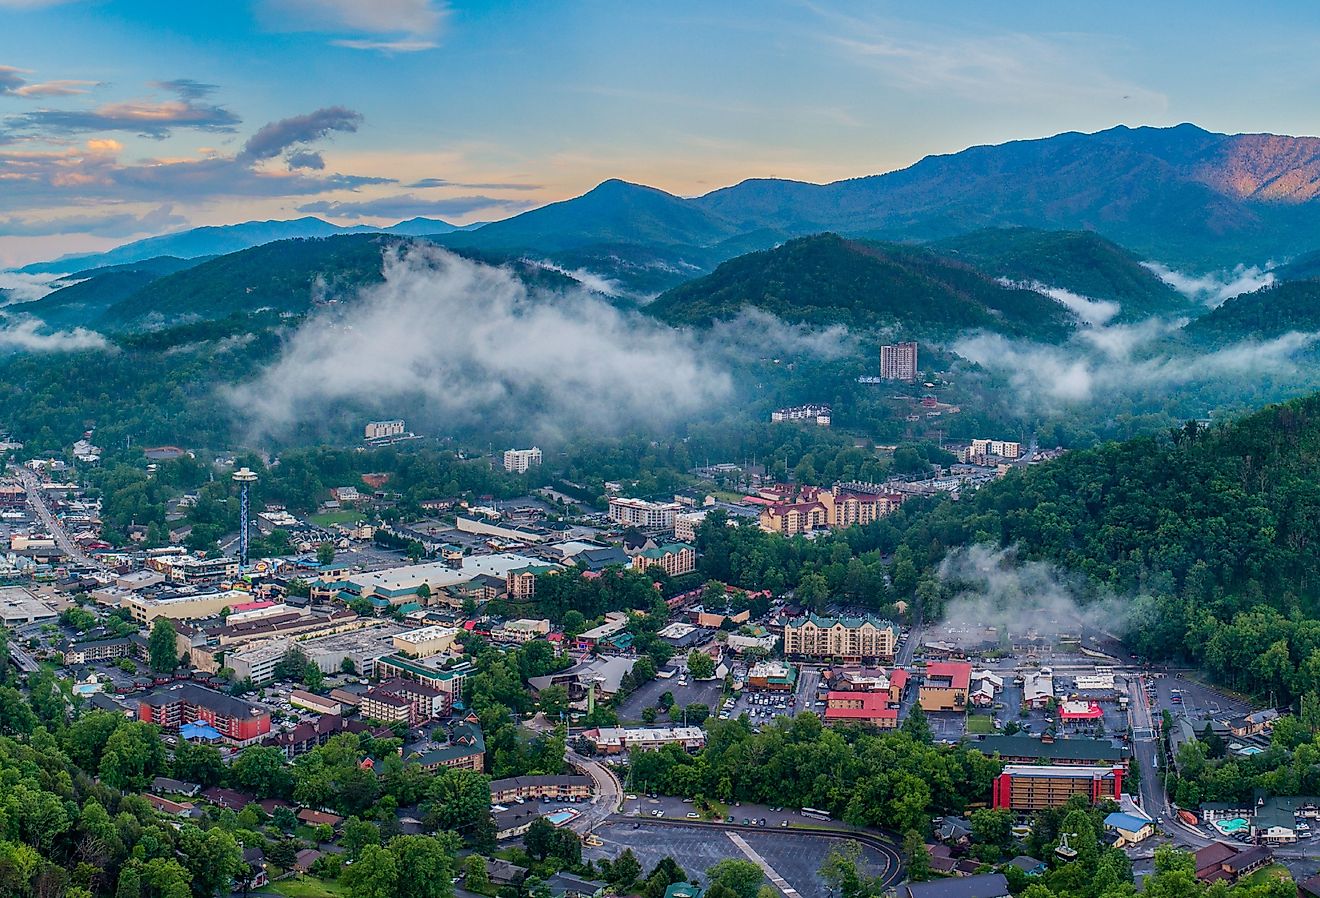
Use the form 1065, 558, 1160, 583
896, 873, 1010, 898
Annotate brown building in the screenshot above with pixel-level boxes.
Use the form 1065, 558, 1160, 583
919, 661, 972, 712
783, 614, 898, 662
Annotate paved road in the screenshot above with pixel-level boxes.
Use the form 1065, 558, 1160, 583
13, 466, 104, 570
567, 750, 622, 835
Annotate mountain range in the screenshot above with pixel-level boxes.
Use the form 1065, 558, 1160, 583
23, 123, 1320, 281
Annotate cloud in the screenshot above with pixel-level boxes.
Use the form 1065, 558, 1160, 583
937, 544, 1132, 647
0, 204, 185, 238
11, 79, 239, 138
409, 177, 541, 191
952, 329, 1319, 406
0, 315, 107, 352
0, 271, 59, 303
0, 65, 97, 98
1142, 261, 1274, 308
286, 149, 325, 170
261, 0, 448, 52
226, 244, 732, 439
1000, 279, 1120, 327
0, 0, 78, 7
706, 308, 858, 361
298, 193, 533, 219
238, 106, 363, 163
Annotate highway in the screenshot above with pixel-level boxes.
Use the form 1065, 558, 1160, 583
567, 749, 623, 836
12, 466, 105, 570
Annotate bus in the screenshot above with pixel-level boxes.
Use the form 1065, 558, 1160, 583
800, 807, 830, 821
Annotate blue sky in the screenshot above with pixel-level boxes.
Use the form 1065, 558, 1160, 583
2, 0, 1320, 264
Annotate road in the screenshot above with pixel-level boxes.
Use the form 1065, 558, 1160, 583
567, 750, 622, 835
13, 466, 105, 570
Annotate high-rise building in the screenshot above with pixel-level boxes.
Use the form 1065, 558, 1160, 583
880, 342, 918, 382
364, 420, 405, 440
503, 447, 543, 473
782, 614, 898, 661
608, 497, 682, 529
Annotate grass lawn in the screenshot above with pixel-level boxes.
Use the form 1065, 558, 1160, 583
309, 509, 361, 527
1239, 864, 1292, 888
273, 877, 348, 898
965, 714, 995, 734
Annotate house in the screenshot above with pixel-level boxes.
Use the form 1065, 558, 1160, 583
896, 873, 1010, 898
200, 787, 258, 810
485, 858, 529, 887
969, 670, 1004, 706
1007, 857, 1047, 877
297, 809, 344, 828
1193, 842, 1273, 884
665, 886, 703, 898
1022, 671, 1054, 709
1104, 812, 1154, 845
241, 847, 269, 889
823, 692, 898, 728
546, 873, 606, 898
1228, 708, 1280, 738
144, 794, 202, 818
920, 662, 972, 712
293, 849, 323, 874
150, 776, 201, 797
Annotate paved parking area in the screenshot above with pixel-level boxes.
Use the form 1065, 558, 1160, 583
585, 821, 892, 898
618, 677, 724, 723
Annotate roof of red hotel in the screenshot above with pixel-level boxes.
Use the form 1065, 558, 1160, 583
890, 668, 909, 689
923, 661, 972, 690
1059, 701, 1105, 720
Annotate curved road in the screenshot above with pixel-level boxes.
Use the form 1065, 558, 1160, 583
567, 750, 623, 835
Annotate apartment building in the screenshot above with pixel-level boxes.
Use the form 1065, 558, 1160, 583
373, 655, 471, 708
758, 485, 904, 536
489, 775, 592, 804
630, 543, 696, 578
491, 618, 551, 643
674, 509, 710, 543
992, 764, 1125, 810
770, 405, 831, 426
503, 447, 543, 473
364, 420, 405, 440
782, 614, 898, 662
138, 683, 271, 745
411, 717, 485, 772
60, 635, 134, 664
506, 565, 557, 600
608, 497, 682, 530
879, 342, 918, 382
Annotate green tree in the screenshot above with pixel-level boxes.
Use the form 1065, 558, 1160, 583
342, 818, 381, 860
343, 844, 398, 898
317, 542, 336, 566
462, 855, 490, 893
230, 746, 292, 798
148, 619, 178, 674
388, 835, 455, 898
686, 650, 716, 680
903, 829, 931, 882
178, 825, 243, 898
538, 684, 570, 720
303, 661, 324, 692
901, 705, 932, 744
101, 722, 167, 792
706, 859, 764, 898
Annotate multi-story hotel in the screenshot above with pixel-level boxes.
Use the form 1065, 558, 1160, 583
502, 447, 543, 473
758, 485, 904, 536
782, 614, 898, 662
630, 543, 696, 577
138, 683, 271, 745
608, 497, 682, 530
992, 764, 1125, 810
879, 342, 918, 382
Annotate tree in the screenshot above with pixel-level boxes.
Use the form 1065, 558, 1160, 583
795, 573, 829, 609
901, 705, 932, 744
173, 741, 224, 787
148, 619, 178, 674
970, 808, 1013, 854
343, 844, 398, 898
230, 746, 292, 798
524, 817, 557, 861
341, 657, 357, 675
538, 684, 570, 720
304, 660, 324, 692
462, 855, 490, 893
706, 859, 764, 898
388, 835, 455, 898
317, 542, 336, 566
342, 818, 381, 860
608, 849, 642, 888
903, 829, 931, 882
178, 825, 243, 898
101, 722, 167, 792
271, 805, 298, 832
686, 650, 715, 680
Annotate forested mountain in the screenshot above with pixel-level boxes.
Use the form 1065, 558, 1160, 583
8, 257, 205, 330
932, 228, 1192, 319
1180, 281, 1320, 346
647, 233, 1076, 339
892, 393, 1320, 703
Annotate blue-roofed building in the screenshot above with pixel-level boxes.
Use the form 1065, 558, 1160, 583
1104, 811, 1154, 845
180, 721, 223, 742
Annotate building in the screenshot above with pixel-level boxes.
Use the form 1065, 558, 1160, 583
896, 874, 1009, 898
503, 448, 543, 473
373, 656, 471, 709
527, 655, 636, 701
920, 662, 973, 712
1195, 842, 1274, 884
143, 555, 240, 585
139, 683, 271, 746
1105, 812, 1154, 845
392, 625, 459, 658
880, 342, 918, 382
489, 775, 592, 804
782, 614, 898, 662
771, 405, 831, 426
1228, 708, 1280, 737
506, 565, 558, 600
972, 735, 1128, 766
0, 586, 57, 625
340, 553, 547, 607
60, 635, 134, 664
289, 690, 342, 716
360, 689, 415, 724
582, 726, 706, 754
758, 485, 903, 536
576, 612, 630, 647
124, 589, 250, 624
747, 661, 796, 691
410, 716, 485, 772
491, 618, 551, 643
991, 764, 1124, 810
673, 510, 711, 543
630, 543, 696, 578
965, 439, 1022, 461
824, 692, 898, 728
365, 420, 405, 441
608, 497, 682, 530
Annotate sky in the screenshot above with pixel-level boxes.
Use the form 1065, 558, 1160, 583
2, 0, 1320, 265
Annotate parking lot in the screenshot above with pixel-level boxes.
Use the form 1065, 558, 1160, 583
586, 820, 894, 898
617, 675, 725, 724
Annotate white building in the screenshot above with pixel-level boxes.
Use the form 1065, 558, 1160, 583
880, 342, 918, 382
364, 420, 405, 440
608, 497, 682, 530
503, 448, 543, 473
771, 405, 831, 426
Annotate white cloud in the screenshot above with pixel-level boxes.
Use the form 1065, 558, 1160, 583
262, 0, 447, 51
0, 271, 59, 304
999, 279, 1120, 327
1142, 261, 1274, 308
0, 316, 107, 351
227, 245, 733, 439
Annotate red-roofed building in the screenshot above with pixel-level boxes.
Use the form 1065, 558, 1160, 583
889, 668, 909, 704
824, 692, 898, 728
1059, 701, 1105, 722
920, 661, 972, 712
230, 600, 275, 613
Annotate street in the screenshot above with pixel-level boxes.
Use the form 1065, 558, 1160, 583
13, 465, 106, 570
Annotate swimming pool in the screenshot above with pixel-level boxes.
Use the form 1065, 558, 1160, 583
1214, 818, 1250, 835
545, 809, 579, 826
